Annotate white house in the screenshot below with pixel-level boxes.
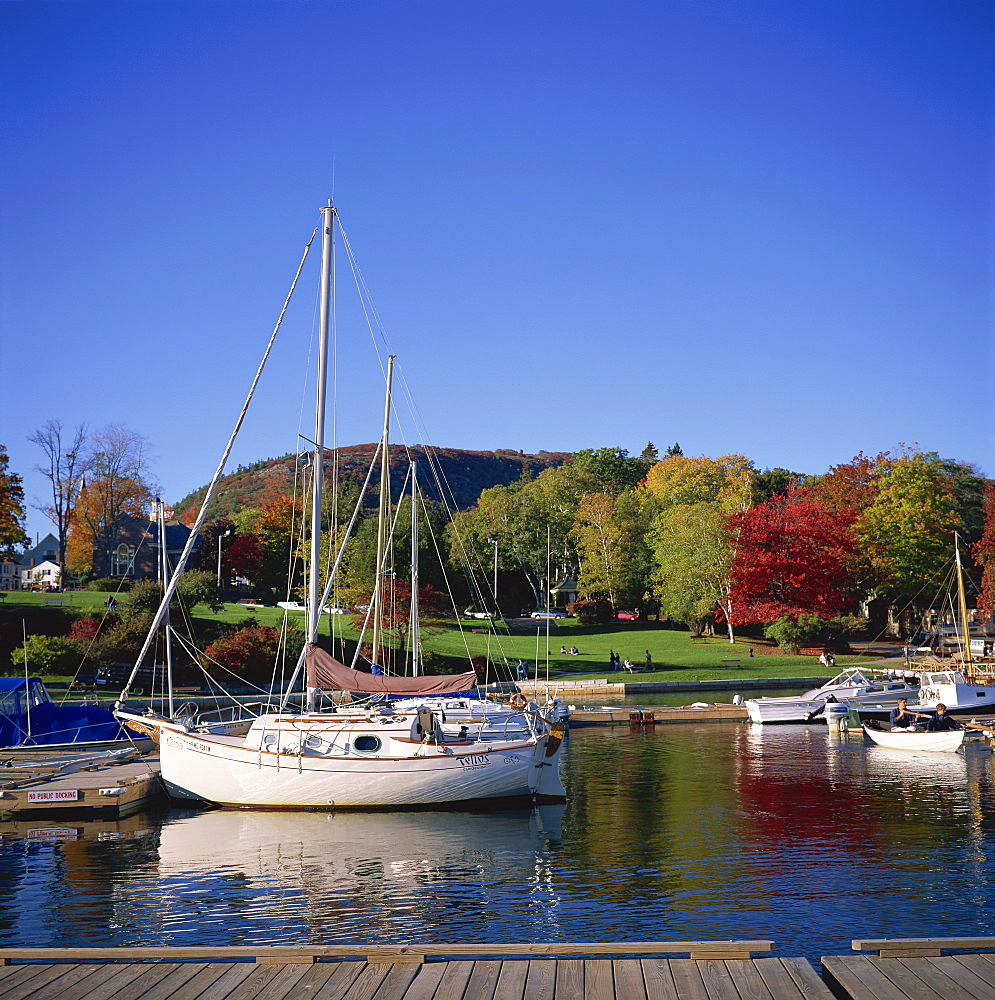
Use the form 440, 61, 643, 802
21, 559, 61, 591
16, 533, 62, 591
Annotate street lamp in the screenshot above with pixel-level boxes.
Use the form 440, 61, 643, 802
217, 529, 232, 589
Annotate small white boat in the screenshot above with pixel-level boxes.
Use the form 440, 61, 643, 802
744, 668, 916, 724
862, 724, 965, 753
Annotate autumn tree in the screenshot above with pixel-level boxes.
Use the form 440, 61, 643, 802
0, 445, 28, 556
253, 494, 304, 598
726, 489, 857, 625
66, 424, 157, 576
973, 484, 995, 616
28, 419, 90, 569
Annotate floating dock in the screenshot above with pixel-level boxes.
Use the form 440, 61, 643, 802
0, 748, 161, 820
3, 939, 993, 999
568, 704, 748, 725
0, 942, 835, 1000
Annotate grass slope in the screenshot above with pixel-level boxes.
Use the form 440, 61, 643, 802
1, 592, 846, 686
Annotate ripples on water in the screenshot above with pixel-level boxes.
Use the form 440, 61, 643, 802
3, 723, 995, 960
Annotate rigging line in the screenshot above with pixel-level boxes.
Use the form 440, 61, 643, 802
169, 628, 276, 700
117, 227, 319, 709
280, 440, 383, 704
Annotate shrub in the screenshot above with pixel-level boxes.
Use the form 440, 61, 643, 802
566, 598, 612, 624
203, 625, 283, 683
10, 635, 80, 674
86, 578, 125, 592
763, 613, 828, 654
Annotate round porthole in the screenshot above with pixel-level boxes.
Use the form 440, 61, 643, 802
262, 734, 278, 745
306, 736, 323, 749
353, 736, 382, 753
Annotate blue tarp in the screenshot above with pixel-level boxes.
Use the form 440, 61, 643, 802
0, 677, 132, 748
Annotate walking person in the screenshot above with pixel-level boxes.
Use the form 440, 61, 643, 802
644, 649, 653, 671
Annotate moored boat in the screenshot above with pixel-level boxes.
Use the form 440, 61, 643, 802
862, 722, 965, 753
116, 205, 567, 810
744, 668, 916, 724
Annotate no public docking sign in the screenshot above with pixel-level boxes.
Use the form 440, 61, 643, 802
27, 789, 79, 803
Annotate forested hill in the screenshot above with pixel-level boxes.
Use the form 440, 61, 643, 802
172, 444, 572, 523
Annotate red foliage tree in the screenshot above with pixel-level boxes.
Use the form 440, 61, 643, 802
228, 532, 262, 584
726, 488, 858, 625
973, 484, 995, 616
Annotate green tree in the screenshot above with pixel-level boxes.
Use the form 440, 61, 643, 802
646, 454, 753, 640
0, 444, 29, 556
856, 449, 961, 598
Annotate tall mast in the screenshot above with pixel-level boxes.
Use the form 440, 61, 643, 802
955, 531, 973, 666
371, 355, 395, 667
155, 498, 175, 719
308, 205, 335, 649
410, 461, 419, 676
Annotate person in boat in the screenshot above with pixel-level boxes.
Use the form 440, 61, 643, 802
889, 698, 926, 731
925, 703, 963, 732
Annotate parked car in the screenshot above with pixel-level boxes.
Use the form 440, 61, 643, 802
614, 610, 638, 621
323, 605, 349, 614
276, 601, 306, 611
237, 598, 269, 608
463, 610, 497, 619
531, 609, 566, 619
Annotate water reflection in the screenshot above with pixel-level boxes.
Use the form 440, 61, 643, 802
3, 725, 995, 959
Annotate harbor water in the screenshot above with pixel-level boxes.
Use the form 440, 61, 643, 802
2, 722, 994, 961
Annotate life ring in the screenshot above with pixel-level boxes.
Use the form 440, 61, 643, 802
510, 693, 528, 710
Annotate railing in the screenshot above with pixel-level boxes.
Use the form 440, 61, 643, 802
853, 936, 995, 957
0, 940, 775, 966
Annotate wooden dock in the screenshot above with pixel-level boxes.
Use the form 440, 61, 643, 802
568, 704, 748, 725
822, 936, 995, 1000
0, 749, 161, 819
0, 943, 835, 1000
3, 939, 995, 998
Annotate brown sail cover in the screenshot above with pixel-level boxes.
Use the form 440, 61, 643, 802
305, 645, 478, 695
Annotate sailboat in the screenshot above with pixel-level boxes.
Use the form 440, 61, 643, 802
117, 205, 567, 809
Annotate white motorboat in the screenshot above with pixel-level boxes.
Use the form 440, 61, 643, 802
744, 668, 916, 724
862, 723, 965, 753
117, 206, 567, 810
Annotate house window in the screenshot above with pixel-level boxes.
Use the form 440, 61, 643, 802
112, 544, 135, 577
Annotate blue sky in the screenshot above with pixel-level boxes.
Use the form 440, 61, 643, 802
2, 0, 992, 542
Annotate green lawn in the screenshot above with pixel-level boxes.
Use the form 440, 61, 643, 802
2, 592, 845, 686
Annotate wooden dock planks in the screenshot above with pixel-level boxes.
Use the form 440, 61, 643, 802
0, 956, 840, 1000
822, 953, 995, 999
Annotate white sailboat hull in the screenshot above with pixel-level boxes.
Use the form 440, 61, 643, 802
157, 724, 565, 809
862, 725, 964, 753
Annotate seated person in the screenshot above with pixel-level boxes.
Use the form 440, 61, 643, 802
569, 646, 579, 655
889, 698, 924, 731
925, 703, 962, 732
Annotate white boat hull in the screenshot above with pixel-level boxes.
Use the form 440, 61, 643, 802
156, 724, 565, 809
862, 725, 964, 753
